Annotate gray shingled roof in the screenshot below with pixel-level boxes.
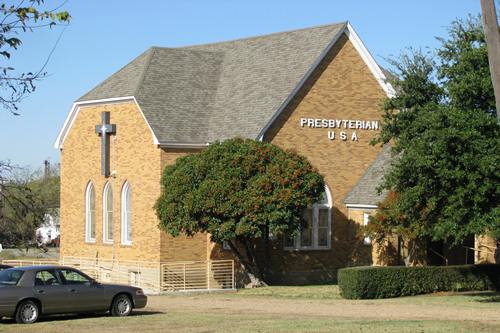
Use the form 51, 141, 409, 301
344, 145, 392, 206
77, 23, 346, 144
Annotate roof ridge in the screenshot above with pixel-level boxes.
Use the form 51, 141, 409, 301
134, 47, 156, 97
179, 21, 347, 49
149, 46, 226, 57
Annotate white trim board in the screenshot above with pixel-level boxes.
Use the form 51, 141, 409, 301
345, 204, 378, 209
345, 22, 395, 98
159, 142, 209, 149
54, 96, 159, 149
256, 22, 395, 141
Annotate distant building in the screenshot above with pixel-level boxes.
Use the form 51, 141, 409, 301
36, 208, 60, 246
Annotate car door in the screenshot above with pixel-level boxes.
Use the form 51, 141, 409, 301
58, 268, 107, 312
33, 269, 68, 314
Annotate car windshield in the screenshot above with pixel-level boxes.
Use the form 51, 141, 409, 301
0, 269, 24, 285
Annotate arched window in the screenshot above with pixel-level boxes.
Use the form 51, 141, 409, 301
121, 181, 132, 245
103, 182, 114, 243
85, 182, 96, 242
285, 186, 332, 250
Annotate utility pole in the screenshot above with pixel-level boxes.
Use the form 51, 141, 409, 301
0, 183, 3, 220
43, 160, 50, 180
480, 0, 500, 119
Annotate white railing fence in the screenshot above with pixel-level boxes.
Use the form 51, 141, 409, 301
1, 257, 235, 294
1, 259, 59, 267
161, 260, 234, 291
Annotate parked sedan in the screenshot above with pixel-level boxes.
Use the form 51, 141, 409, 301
0, 265, 147, 324
0, 264, 12, 271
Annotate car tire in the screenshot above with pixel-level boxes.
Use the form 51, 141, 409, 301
15, 300, 39, 324
110, 294, 132, 317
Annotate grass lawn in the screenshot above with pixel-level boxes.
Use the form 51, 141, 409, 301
1, 285, 499, 333
0, 247, 59, 261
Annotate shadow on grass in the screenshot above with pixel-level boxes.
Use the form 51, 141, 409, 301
431, 291, 500, 303
462, 291, 500, 303
0, 310, 163, 324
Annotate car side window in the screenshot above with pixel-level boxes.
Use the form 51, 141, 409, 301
0, 270, 24, 285
35, 270, 61, 286
59, 269, 91, 286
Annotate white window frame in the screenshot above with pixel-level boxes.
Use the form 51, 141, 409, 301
363, 212, 371, 245
103, 182, 114, 244
121, 181, 132, 246
85, 182, 96, 243
285, 186, 332, 251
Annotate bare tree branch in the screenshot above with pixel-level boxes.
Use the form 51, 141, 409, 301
0, 0, 70, 114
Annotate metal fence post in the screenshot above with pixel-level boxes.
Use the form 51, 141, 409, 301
232, 260, 235, 290
159, 263, 163, 293
183, 263, 186, 291
207, 260, 211, 290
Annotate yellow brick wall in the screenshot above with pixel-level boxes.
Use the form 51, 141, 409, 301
159, 148, 209, 262
475, 235, 496, 263
60, 101, 163, 262
347, 208, 376, 265
347, 208, 402, 266
259, 34, 387, 283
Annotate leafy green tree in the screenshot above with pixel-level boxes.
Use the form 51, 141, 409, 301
437, 16, 496, 115
155, 138, 324, 285
373, 106, 499, 242
0, 0, 70, 114
369, 16, 500, 256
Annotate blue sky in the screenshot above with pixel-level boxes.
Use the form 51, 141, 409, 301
0, 0, 485, 168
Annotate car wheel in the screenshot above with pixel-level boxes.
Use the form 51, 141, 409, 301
110, 294, 132, 317
15, 300, 39, 324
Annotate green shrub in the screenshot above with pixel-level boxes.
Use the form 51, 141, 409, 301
338, 264, 500, 299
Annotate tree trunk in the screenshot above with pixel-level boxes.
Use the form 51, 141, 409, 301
480, 0, 500, 118
495, 240, 500, 264
263, 225, 270, 277
228, 239, 268, 288
404, 238, 427, 266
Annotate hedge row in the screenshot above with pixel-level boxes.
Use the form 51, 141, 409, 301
338, 264, 500, 299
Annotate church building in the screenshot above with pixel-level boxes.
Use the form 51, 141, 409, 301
55, 22, 419, 286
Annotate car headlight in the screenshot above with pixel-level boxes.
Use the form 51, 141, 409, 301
136, 289, 145, 296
